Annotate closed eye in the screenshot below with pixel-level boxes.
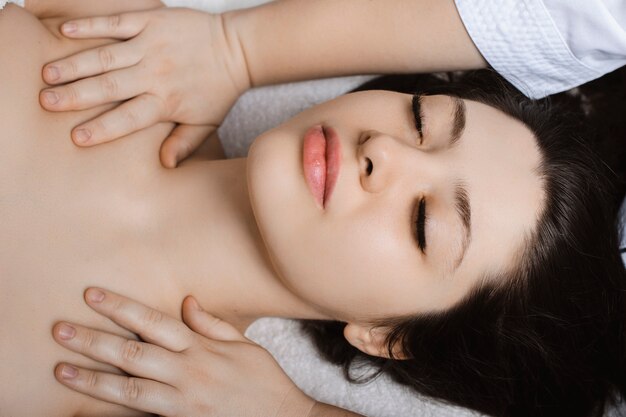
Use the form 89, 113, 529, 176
412, 94, 425, 144
414, 198, 427, 253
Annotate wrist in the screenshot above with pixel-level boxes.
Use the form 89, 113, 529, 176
217, 10, 252, 93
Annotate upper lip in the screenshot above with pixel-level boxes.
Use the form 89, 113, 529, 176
322, 126, 342, 207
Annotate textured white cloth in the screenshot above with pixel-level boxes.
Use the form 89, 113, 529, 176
163, 0, 267, 12
455, 0, 626, 99
0, 0, 23, 10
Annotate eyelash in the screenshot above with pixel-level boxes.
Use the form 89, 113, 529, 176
411, 94, 427, 253
414, 198, 427, 254
411, 94, 425, 144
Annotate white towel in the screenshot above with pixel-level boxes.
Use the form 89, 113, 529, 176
0, 0, 23, 10
246, 318, 481, 417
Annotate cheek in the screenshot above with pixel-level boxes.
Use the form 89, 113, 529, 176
275, 211, 425, 318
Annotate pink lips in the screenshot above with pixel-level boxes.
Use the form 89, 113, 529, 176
303, 125, 342, 208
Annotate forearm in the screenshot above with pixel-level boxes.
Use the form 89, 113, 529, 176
224, 0, 487, 87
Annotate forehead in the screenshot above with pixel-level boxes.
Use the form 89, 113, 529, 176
446, 97, 545, 289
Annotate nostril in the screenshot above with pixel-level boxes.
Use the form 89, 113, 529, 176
366, 158, 373, 176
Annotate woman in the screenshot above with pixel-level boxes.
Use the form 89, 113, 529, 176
1, 3, 624, 417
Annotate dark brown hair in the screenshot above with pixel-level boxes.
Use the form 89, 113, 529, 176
302, 69, 626, 417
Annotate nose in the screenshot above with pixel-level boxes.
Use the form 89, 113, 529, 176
358, 130, 424, 194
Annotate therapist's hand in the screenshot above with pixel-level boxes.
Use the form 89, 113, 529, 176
40, 8, 250, 168
52, 288, 315, 417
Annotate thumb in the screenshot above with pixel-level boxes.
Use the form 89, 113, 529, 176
160, 124, 216, 168
182, 296, 248, 343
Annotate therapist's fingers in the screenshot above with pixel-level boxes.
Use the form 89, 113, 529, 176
182, 296, 248, 343
60, 12, 150, 40
83, 288, 194, 352
70, 94, 164, 146
52, 322, 179, 382
41, 65, 149, 111
54, 363, 179, 416
160, 124, 216, 168
42, 42, 143, 85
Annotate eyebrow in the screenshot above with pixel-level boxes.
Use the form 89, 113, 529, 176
446, 97, 471, 270
450, 97, 466, 147
452, 181, 472, 270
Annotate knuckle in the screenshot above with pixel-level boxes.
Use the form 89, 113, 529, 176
121, 378, 141, 402
64, 85, 80, 106
97, 47, 115, 72
100, 75, 119, 99
121, 339, 143, 363
85, 370, 99, 389
68, 59, 80, 78
123, 108, 139, 131
142, 308, 164, 328
107, 15, 122, 32
82, 329, 97, 351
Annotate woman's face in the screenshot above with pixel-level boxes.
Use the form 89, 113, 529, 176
247, 91, 544, 324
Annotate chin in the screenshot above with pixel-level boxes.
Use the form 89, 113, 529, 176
247, 127, 317, 265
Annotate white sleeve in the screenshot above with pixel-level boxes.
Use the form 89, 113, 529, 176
454, 0, 626, 98
162, 0, 271, 13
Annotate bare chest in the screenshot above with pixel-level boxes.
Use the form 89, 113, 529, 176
0, 9, 178, 415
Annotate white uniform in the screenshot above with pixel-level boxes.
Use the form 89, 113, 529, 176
455, 0, 626, 99
456, 0, 626, 262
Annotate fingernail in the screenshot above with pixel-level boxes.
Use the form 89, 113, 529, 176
73, 129, 92, 145
86, 288, 105, 303
62, 23, 77, 34
61, 364, 78, 379
58, 323, 76, 340
43, 91, 59, 105
44, 66, 60, 82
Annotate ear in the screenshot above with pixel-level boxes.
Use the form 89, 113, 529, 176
343, 323, 409, 360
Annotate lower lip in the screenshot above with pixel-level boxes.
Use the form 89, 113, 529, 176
302, 125, 341, 208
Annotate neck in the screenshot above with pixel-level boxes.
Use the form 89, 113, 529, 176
146, 158, 329, 331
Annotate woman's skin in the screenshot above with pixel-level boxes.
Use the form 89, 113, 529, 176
1, 2, 542, 416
